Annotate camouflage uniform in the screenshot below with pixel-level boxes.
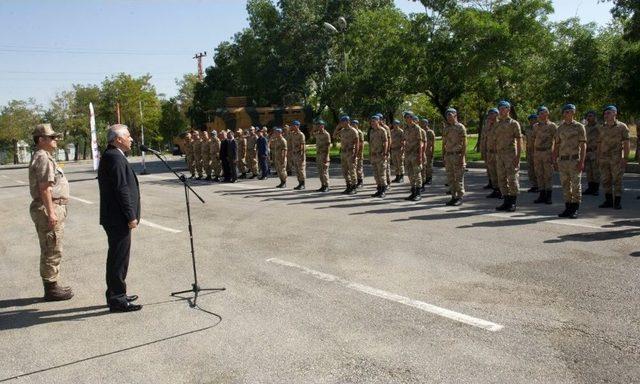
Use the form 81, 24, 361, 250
315, 129, 331, 189
423, 127, 435, 184
494, 117, 522, 197
339, 125, 359, 193
598, 120, 630, 198
289, 130, 306, 186
483, 120, 499, 196
284, 128, 293, 176
555, 120, 586, 204
192, 135, 203, 178
355, 128, 365, 186
382, 124, 392, 185
184, 138, 195, 177
403, 123, 426, 194
237, 131, 247, 177
524, 123, 538, 190
390, 126, 405, 179
273, 135, 288, 185
584, 121, 601, 187
443, 122, 467, 200
201, 135, 212, 179
210, 134, 222, 179
532, 121, 557, 203
246, 132, 259, 177
369, 125, 389, 191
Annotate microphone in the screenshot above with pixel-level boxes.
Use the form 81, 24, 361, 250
139, 143, 161, 156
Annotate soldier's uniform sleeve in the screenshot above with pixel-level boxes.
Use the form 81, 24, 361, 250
578, 124, 587, 142
35, 154, 55, 185
512, 121, 522, 139
620, 123, 630, 141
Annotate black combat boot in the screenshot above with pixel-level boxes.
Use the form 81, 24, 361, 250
371, 186, 382, 198
483, 182, 493, 190
527, 186, 538, 193
239, 172, 247, 179
453, 197, 462, 206
533, 190, 546, 204
342, 184, 351, 194
613, 196, 622, 210
545, 190, 553, 205
356, 179, 363, 189
599, 194, 613, 208
392, 175, 401, 183
496, 196, 509, 211
425, 177, 432, 185
398, 175, 404, 183
379, 186, 386, 198
420, 182, 426, 192
507, 195, 517, 212
411, 188, 422, 201
347, 183, 357, 194
582, 182, 594, 195
558, 203, 570, 217
44, 281, 74, 301
568, 203, 579, 219
487, 189, 501, 199
276, 181, 286, 188
249, 173, 257, 179
405, 187, 416, 201
294, 181, 305, 190
446, 197, 456, 206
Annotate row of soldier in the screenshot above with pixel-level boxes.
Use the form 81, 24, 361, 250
180, 101, 632, 219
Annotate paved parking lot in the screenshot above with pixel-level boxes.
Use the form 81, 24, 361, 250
1, 157, 638, 383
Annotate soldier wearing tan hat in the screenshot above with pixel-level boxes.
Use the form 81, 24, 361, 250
28, 123, 73, 301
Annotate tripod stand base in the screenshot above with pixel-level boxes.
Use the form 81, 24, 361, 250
171, 283, 225, 307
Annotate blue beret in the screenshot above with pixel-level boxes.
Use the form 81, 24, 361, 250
292, 120, 300, 126
393, 119, 401, 124
274, 127, 282, 132
411, 115, 419, 121
369, 115, 380, 121
315, 119, 326, 125
562, 104, 576, 112
585, 110, 597, 117
528, 114, 538, 120
339, 115, 350, 122
445, 108, 457, 115
488, 108, 499, 114
421, 118, 429, 124
537, 106, 549, 113
498, 100, 511, 109
604, 105, 617, 113
402, 110, 414, 117
351, 119, 359, 125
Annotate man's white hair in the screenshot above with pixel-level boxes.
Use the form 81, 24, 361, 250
107, 124, 129, 143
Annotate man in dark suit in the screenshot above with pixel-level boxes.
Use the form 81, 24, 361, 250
227, 131, 238, 182
97, 124, 142, 313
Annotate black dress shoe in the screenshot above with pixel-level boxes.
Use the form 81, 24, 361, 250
126, 295, 139, 302
109, 302, 142, 313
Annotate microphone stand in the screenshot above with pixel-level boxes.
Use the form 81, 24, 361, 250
145, 149, 225, 307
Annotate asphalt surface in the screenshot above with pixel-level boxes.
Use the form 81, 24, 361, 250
0, 156, 638, 384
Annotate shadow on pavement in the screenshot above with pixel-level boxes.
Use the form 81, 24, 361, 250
0, 304, 108, 331
630, 251, 640, 257
544, 228, 640, 244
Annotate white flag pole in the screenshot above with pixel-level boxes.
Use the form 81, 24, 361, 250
139, 100, 149, 174
89, 102, 100, 171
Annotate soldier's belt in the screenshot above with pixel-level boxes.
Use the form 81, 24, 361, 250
559, 155, 580, 160
52, 197, 69, 205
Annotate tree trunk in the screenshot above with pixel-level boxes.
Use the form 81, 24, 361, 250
476, 108, 485, 152
12, 139, 18, 164
83, 136, 88, 160
74, 141, 80, 161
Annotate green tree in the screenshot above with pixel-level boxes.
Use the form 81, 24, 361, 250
159, 98, 187, 147
0, 99, 42, 164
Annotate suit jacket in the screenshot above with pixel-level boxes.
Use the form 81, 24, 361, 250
98, 145, 141, 228
257, 136, 268, 156
219, 139, 229, 161
227, 139, 238, 161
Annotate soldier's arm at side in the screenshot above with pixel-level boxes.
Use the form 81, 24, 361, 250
38, 180, 57, 229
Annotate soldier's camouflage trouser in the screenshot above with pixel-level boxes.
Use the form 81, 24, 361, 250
559, 159, 582, 203
211, 155, 222, 177
585, 152, 600, 183
391, 149, 404, 176
496, 151, 519, 196
316, 154, 329, 187
276, 157, 287, 183
202, 154, 212, 177
423, 152, 433, 181
444, 153, 465, 198
340, 152, 357, 185
186, 155, 195, 176
286, 153, 293, 174
356, 155, 363, 181
194, 155, 203, 177
30, 201, 67, 283
485, 151, 498, 187
247, 151, 258, 175
371, 155, 387, 187
599, 156, 624, 196
238, 153, 247, 174
292, 153, 306, 183
404, 153, 422, 188
526, 148, 537, 188
533, 150, 554, 190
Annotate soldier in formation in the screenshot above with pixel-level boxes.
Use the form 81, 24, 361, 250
201, 131, 212, 181
369, 115, 389, 198
351, 119, 365, 189
442, 109, 467, 206
494, 101, 523, 212
183, 131, 195, 179
482, 108, 500, 198
597, 105, 630, 210
336, 116, 360, 194
246, 127, 259, 179
553, 104, 586, 219
583, 111, 601, 196
191, 130, 203, 179
314, 120, 331, 192
524, 114, 539, 193
284, 125, 293, 176
390, 119, 405, 183
237, 129, 247, 179
402, 111, 426, 201
272, 128, 288, 188
289, 120, 306, 190
422, 119, 435, 187
531, 107, 557, 205
210, 130, 222, 182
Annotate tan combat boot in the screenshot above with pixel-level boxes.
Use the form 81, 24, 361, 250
43, 281, 74, 301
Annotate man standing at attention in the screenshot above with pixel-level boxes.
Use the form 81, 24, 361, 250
246, 127, 259, 179
201, 130, 212, 181
210, 131, 222, 182
183, 131, 195, 179
402, 111, 425, 201
532, 107, 557, 205
553, 104, 586, 219
29, 123, 73, 301
597, 105, 630, 210
236, 128, 247, 179
257, 128, 270, 180
272, 128, 288, 188
583, 111, 601, 196
314, 119, 331, 192
494, 101, 523, 212
98, 124, 142, 312
442, 109, 467, 206
337, 116, 360, 195
289, 120, 306, 190
351, 119, 365, 189
390, 119, 405, 183
192, 130, 203, 179
369, 115, 389, 198
524, 114, 539, 193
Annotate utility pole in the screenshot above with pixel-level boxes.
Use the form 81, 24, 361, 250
193, 51, 207, 81
139, 100, 149, 175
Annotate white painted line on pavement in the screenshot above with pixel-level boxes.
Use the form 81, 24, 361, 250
69, 196, 94, 205
139, 219, 182, 233
140, 174, 169, 180
13, 179, 25, 184
267, 257, 504, 332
